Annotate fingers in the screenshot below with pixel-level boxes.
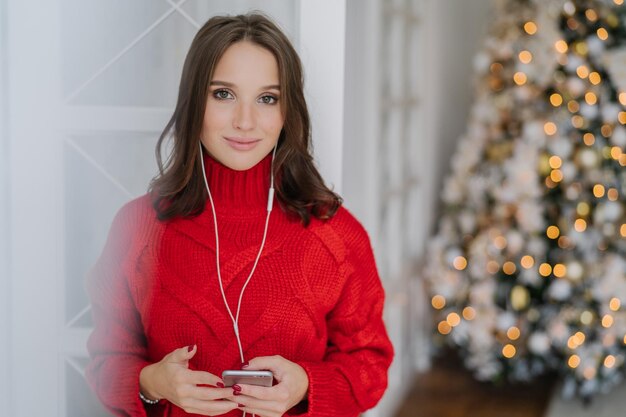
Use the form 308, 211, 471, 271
188, 370, 224, 387
178, 398, 239, 416
245, 355, 285, 377
189, 386, 233, 401
228, 393, 284, 417
167, 344, 197, 364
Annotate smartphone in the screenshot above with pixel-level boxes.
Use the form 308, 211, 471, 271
222, 370, 274, 387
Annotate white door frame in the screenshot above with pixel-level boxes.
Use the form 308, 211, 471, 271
1, 0, 11, 414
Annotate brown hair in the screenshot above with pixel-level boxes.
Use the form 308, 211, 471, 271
149, 12, 341, 226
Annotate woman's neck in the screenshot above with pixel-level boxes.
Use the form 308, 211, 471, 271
201, 148, 272, 215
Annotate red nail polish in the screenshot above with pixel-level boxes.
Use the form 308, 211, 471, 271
233, 390, 242, 396
241, 361, 249, 369
238, 403, 245, 408
187, 345, 194, 352
216, 382, 224, 388
233, 384, 242, 391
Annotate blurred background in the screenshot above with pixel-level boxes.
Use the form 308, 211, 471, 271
1, 0, 625, 416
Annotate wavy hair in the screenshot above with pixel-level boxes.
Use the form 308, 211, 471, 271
148, 12, 341, 226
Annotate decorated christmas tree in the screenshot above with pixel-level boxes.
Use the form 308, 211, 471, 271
425, 0, 626, 399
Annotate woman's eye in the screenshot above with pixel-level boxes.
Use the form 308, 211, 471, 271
259, 95, 278, 105
213, 90, 233, 100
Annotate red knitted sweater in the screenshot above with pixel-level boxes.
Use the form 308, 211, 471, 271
85, 152, 394, 417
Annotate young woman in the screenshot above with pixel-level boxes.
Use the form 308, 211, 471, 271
85, 13, 393, 417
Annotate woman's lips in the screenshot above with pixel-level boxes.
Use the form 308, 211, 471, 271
224, 137, 262, 151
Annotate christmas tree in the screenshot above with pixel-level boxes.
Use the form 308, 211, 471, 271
425, 0, 626, 399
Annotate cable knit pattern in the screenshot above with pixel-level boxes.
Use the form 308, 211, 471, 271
85, 152, 394, 417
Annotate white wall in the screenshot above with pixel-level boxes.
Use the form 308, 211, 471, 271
0, 0, 10, 414
429, 0, 493, 223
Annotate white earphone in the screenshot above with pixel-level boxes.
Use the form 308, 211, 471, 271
198, 141, 277, 364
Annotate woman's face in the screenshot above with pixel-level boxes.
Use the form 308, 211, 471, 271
200, 41, 284, 171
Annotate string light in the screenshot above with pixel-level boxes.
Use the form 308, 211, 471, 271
574, 218, 587, 232
514, 72, 528, 85
558, 236, 572, 248
583, 133, 595, 145
494, 236, 507, 250
519, 50, 533, 63
524, 21, 538, 35
602, 314, 614, 328
576, 65, 590, 78
610, 298, 621, 311
614, 0, 624, 5
553, 264, 566, 278
619, 92, 626, 106
544, 122, 558, 135
555, 40, 568, 53
503, 261, 517, 275
604, 355, 616, 368
575, 331, 586, 345
580, 311, 593, 325
549, 155, 562, 169
520, 255, 534, 269
507, 327, 521, 340
571, 115, 584, 129
462, 306, 476, 320
576, 202, 590, 216
619, 111, 626, 124
620, 224, 626, 237
568, 100, 580, 113
502, 344, 516, 358
589, 72, 601, 85
584, 92, 597, 105
607, 188, 618, 201
539, 263, 552, 277
550, 169, 564, 182
431, 295, 446, 309
585, 9, 598, 22
568, 354, 581, 368
447, 312, 461, 327
490, 62, 503, 73
547, 225, 560, 239
601, 124, 612, 137
597, 27, 609, 40
438, 321, 452, 335
611, 147, 622, 160
487, 261, 500, 274
453, 256, 468, 270
593, 184, 605, 198
550, 93, 563, 106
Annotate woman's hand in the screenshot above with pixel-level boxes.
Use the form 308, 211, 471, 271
139, 345, 238, 416
228, 355, 309, 417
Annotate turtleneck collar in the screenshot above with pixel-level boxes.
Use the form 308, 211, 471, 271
201, 147, 273, 215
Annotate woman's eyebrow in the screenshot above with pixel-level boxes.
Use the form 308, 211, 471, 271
210, 80, 280, 90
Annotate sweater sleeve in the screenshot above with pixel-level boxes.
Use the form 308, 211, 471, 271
84, 201, 158, 417
294, 221, 394, 416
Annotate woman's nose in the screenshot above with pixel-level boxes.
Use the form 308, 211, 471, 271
233, 102, 255, 131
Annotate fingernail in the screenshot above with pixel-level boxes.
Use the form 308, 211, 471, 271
241, 361, 249, 369
233, 384, 242, 391
234, 390, 241, 396
216, 382, 224, 388
187, 345, 194, 352
238, 403, 245, 408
